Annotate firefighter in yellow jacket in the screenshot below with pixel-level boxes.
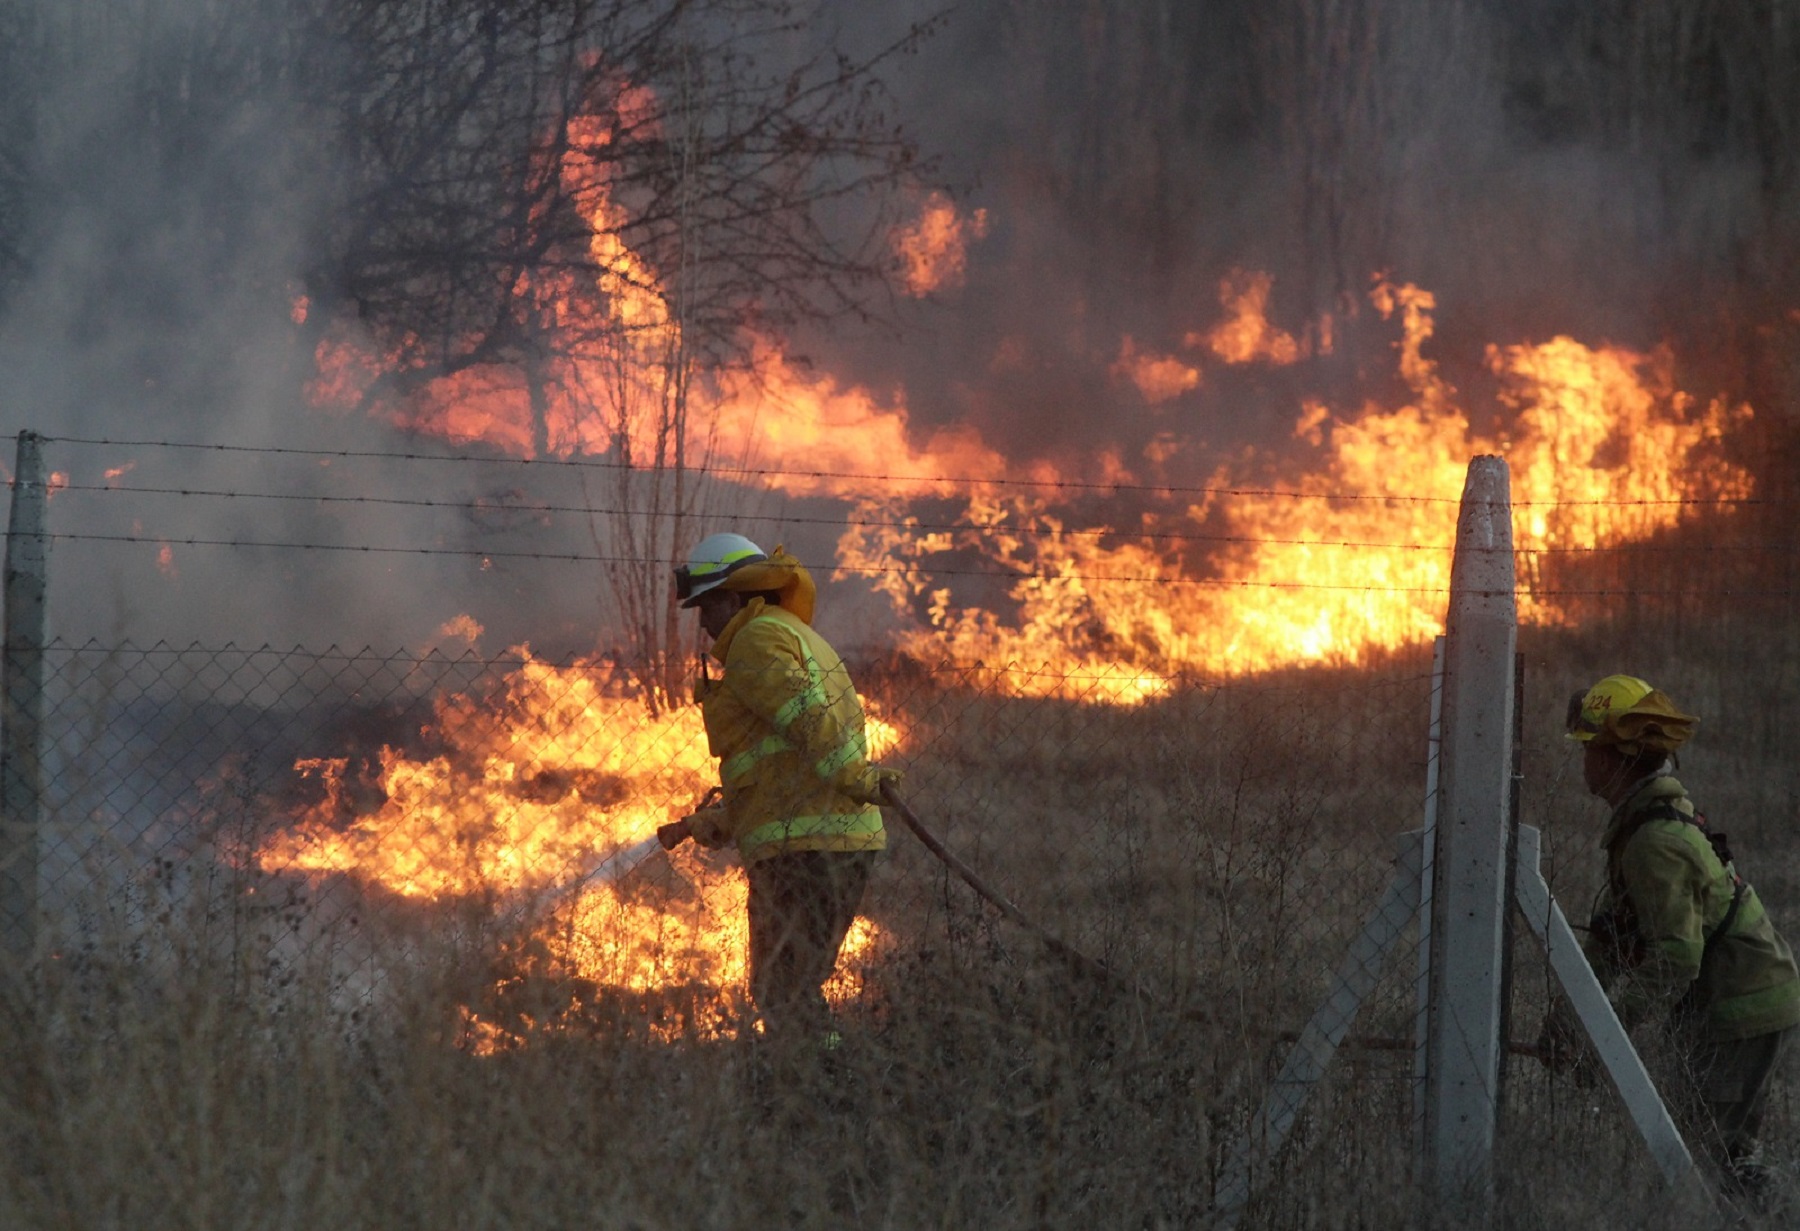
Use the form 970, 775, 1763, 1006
660, 533, 898, 1048
1544, 674, 1800, 1202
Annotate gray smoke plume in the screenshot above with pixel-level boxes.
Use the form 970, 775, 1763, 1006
3, 0, 1796, 656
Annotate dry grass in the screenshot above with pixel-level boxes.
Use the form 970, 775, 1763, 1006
3, 620, 1798, 1228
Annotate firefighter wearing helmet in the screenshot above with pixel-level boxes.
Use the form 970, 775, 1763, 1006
1541, 674, 1800, 1205
662, 533, 900, 1051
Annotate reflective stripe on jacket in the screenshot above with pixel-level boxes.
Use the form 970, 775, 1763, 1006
698, 601, 886, 864
1592, 776, 1800, 1040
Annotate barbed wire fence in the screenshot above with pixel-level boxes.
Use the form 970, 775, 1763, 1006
4, 430, 1799, 1225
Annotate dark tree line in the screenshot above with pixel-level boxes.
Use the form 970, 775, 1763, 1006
966, 0, 1800, 310
6, 0, 1797, 407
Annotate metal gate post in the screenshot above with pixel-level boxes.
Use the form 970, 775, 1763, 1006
1, 430, 47, 967
1421, 456, 1517, 1208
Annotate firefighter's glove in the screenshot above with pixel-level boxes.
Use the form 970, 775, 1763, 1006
1536, 1011, 1598, 1089
685, 805, 733, 850
841, 764, 903, 807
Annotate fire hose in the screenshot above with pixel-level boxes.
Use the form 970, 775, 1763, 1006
877, 779, 1124, 989
876, 785, 1551, 1061
572, 779, 1127, 987
545, 785, 1548, 1062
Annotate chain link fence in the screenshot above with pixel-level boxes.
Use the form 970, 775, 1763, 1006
8, 441, 1799, 1227
22, 632, 1443, 1206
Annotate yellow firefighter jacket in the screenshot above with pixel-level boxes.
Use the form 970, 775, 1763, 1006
1588, 775, 1800, 1041
690, 599, 887, 864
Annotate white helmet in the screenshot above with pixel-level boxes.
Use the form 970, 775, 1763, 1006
674, 533, 767, 607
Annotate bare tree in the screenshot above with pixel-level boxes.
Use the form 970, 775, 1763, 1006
0, 0, 933, 702
278, 0, 935, 704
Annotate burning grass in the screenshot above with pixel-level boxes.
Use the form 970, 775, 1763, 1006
7, 624, 1800, 1227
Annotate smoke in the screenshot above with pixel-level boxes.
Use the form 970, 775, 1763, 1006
0, 1, 658, 653
820, 0, 1788, 470
0, 0, 1792, 656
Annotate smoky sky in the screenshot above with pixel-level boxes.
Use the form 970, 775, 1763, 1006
821, 0, 1783, 469
0, 0, 1790, 655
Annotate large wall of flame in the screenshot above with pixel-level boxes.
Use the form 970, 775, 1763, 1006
0, 1, 1796, 657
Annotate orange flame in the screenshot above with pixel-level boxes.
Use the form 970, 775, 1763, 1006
301, 124, 1753, 693
893, 190, 989, 295
259, 651, 897, 1023
307, 113, 1015, 499
1112, 338, 1200, 404
429, 614, 485, 652
286, 77, 1763, 1031
306, 145, 1753, 690
1193, 269, 1301, 366
838, 278, 1751, 692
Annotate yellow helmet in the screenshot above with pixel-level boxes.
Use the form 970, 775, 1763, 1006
1565, 674, 1698, 755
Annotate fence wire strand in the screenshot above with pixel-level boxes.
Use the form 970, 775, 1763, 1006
10, 438, 1800, 1228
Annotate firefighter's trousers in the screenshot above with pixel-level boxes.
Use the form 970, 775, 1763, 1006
746, 850, 875, 1044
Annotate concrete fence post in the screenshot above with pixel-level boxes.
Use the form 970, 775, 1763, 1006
1412, 635, 1446, 1158
1, 430, 47, 966
1421, 455, 1517, 1208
